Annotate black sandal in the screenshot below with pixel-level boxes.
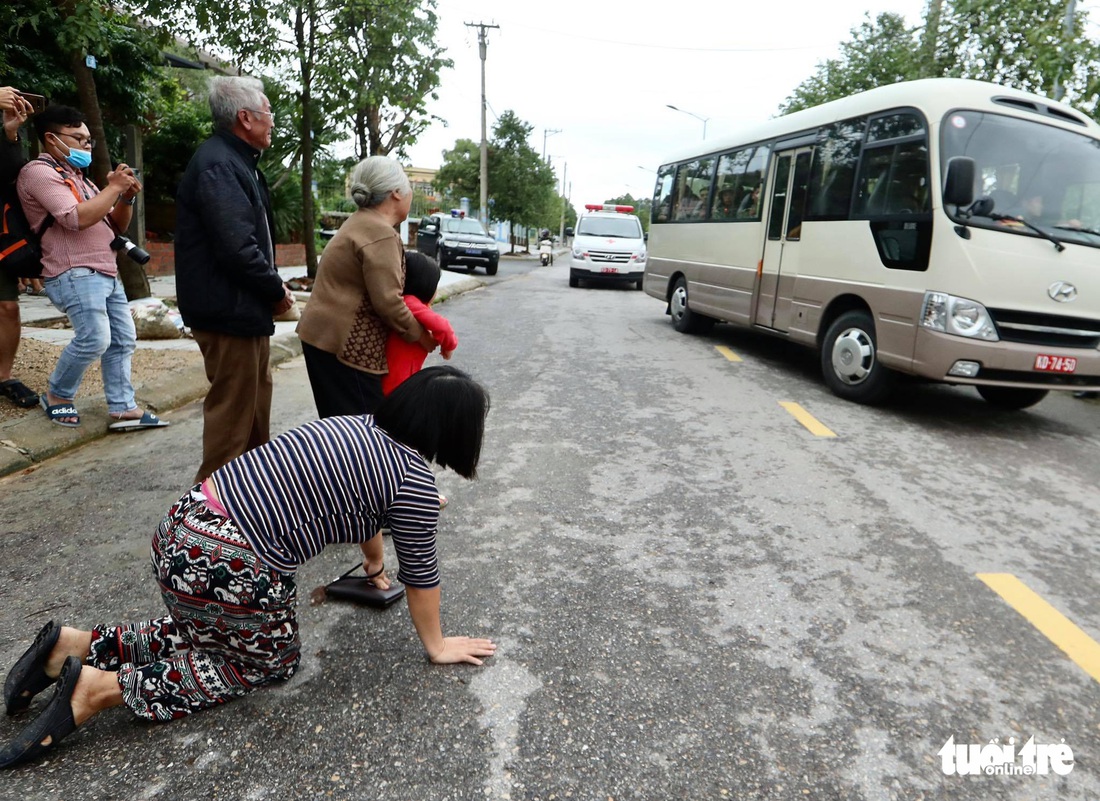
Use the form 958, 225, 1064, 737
3, 620, 60, 716
0, 379, 38, 409
0, 656, 80, 769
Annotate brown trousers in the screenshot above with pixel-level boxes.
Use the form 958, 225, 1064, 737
192, 330, 272, 483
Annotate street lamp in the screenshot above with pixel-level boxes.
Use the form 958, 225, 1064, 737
666, 104, 709, 140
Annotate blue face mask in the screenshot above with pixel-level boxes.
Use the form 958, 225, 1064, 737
63, 146, 93, 170
51, 134, 93, 169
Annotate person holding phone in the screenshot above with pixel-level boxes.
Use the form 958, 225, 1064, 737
16, 103, 168, 432
16, 92, 47, 114
0, 86, 41, 410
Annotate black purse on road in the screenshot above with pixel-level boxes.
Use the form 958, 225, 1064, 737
323, 564, 406, 608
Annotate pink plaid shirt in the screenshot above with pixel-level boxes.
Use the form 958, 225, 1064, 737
17, 156, 118, 279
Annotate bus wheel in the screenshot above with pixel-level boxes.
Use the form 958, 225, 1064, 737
670, 277, 714, 334
821, 310, 895, 404
975, 386, 1049, 410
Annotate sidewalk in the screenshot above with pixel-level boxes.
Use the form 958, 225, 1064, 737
0, 266, 485, 478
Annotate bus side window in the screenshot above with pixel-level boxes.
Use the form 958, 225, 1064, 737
807, 118, 865, 219
857, 143, 930, 216
738, 146, 770, 220
884, 145, 930, 214
713, 148, 752, 220
672, 157, 716, 221
785, 151, 813, 240
855, 140, 933, 270
653, 165, 676, 223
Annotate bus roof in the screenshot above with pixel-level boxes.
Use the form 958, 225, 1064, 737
657, 78, 1100, 167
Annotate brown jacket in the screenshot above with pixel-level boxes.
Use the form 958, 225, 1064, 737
297, 208, 424, 373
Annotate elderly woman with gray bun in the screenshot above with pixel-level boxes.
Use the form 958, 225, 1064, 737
297, 156, 438, 419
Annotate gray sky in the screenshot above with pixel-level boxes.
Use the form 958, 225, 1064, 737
404, 0, 931, 209
406, 0, 1100, 211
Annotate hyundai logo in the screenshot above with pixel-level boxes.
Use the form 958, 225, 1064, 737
1048, 281, 1078, 303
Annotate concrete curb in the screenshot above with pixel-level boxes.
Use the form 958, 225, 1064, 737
0, 332, 304, 480
435, 275, 487, 303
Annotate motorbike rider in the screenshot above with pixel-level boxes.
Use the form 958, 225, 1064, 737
538, 229, 553, 265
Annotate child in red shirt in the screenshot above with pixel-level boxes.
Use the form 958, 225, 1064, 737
365, 252, 458, 592
382, 251, 457, 395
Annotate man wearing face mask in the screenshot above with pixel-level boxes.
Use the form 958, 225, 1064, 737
16, 104, 168, 431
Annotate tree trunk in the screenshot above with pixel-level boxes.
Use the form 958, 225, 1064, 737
120, 125, 150, 299
368, 106, 384, 155
356, 109, 368, 159
68, 48, 149, 299
296, 3, 318, 278
920, 0, 944, 78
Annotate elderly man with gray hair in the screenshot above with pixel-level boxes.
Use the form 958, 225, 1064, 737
297, 155, 437, 419
175, 76, 296, 483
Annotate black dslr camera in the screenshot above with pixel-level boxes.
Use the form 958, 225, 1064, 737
110, 235, 151, 265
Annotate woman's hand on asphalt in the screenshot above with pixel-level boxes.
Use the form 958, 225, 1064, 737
428, 636, 497, 666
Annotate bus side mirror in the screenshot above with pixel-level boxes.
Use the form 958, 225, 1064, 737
943, 157, 976, 207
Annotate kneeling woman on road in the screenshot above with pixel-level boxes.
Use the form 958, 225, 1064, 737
0, 365, 495, 769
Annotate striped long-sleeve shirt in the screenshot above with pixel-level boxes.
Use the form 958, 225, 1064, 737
212, 415, 441, 587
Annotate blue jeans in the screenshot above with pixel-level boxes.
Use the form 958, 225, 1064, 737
43, 267, 137, 413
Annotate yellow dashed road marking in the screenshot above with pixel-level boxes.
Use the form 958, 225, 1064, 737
978, 573, 1100, 684
778, 401, 837, 438
715, 346, 742, 362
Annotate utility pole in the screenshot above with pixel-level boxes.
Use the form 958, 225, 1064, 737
543, 128, 561, 162
466, 21, 499, 226
1052, 0, 1077, 101
558, 161, 568, 242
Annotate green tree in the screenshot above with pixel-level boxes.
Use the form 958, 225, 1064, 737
604, 194, 652, 232
434, 138, 481, 206
938, 0, 1100, 105
4, 0, 170, 297
141, 0, 455, 275
142, 0, 350, 275
487, 111, 556, 251
333, 0, 451, 159
780, 13, 920, 114
781, 3, 1100, 115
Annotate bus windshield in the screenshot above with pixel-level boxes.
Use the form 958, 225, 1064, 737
941, 111, 1100, 246
442, 217, 488, 235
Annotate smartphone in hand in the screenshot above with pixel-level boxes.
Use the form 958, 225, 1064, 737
17, 93, 47, 114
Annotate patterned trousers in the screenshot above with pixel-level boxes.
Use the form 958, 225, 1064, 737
88, 489, 300, 721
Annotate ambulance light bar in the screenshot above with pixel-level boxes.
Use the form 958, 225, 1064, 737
584, 204, 634, 213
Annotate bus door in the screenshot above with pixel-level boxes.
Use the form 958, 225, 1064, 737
755, 147, 812, 331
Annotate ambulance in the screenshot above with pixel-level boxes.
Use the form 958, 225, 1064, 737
569, 204, 647, 289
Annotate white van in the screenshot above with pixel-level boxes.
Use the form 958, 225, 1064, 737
569, 204, 647, 289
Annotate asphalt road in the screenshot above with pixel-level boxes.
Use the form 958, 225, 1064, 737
0, 254, 1098, 800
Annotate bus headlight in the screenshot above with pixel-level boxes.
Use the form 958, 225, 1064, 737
920, 291, 999, 341
572, 248, 587, 259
